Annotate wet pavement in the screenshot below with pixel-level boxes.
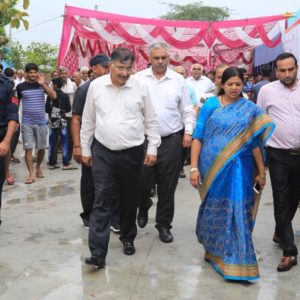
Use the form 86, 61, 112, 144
1, 151, 300, 300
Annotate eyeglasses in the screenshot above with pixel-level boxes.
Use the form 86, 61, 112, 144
114, 65, 133, 72
152, 56, 168, 61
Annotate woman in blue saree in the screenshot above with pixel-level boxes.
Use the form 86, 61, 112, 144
190, 67, 274, 281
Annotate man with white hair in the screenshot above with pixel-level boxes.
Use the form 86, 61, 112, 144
59, 67, 77, 165
186, 63, 215, 108
15, 69, 25, 86
80, 66, 89, 84
135, 43, 196, 243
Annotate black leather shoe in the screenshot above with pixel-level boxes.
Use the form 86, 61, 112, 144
137, 198, 153, 228
157, 227, 173, 243
85, 256, 105, 268
123, 241, 135, 255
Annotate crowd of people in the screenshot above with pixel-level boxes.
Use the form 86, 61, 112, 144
0, 43, 299, 282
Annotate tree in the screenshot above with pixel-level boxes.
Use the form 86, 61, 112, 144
161, 1, 230, 21
0, 0, 30, 49
0, 0, 30, 29
2, 41, 24, 69
4, 42, 58, 72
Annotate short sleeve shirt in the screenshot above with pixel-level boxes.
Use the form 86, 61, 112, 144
17, 82, 47, 126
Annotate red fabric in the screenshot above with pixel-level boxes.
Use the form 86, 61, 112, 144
58, 5, 286, 71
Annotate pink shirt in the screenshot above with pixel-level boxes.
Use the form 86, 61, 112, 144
257, 80, 300, 149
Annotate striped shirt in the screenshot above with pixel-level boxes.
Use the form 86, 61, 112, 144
17, 82, 47, 125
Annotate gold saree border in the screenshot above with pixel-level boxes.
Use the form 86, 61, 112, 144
205, 252, 259, 279
200, 114, 273, 200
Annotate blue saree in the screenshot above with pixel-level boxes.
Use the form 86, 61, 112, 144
193, 96, 274, 281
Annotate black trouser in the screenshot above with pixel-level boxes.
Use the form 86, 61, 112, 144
89, 140, 144, 258
139, 132, 183, 229
66, 117, 73, 163
0, 128, 7, 208
268, 147, 300, 257
80, 163, 119, 226
181, 147, 190, 170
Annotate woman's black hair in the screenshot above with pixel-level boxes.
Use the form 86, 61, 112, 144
218, 67, 244, 97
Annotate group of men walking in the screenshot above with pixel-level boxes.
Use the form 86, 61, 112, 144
1, 44, 300, 275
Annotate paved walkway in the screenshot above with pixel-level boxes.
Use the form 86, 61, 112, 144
1, 152, 300, 300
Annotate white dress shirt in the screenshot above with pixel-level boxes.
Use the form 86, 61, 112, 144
15, 77, 25, 87
81, 74, 161, 157
186, 76, 215, 107
135, 68, 195, 137
62, 78, 77, 117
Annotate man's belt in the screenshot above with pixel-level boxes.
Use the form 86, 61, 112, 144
161, 129, 184, 140
268, 147, 300, 156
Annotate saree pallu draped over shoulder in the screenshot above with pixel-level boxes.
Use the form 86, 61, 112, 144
196, 97, 274, 281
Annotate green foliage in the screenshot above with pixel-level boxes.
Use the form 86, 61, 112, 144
2, 41, 24, 69
0, 0, 30, 28
4, 42, 58, 72
161, 1, 230, 21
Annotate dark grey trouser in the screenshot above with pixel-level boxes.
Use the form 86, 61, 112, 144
268, 147, 300, 257
139, 132, 183, 229
89, 139, 144, 258
80, 163, 119, 226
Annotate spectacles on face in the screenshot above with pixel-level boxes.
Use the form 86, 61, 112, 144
114, 65, 133, 73
152, 56, 168, 61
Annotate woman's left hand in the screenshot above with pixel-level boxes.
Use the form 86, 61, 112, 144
254, 174, 266, 190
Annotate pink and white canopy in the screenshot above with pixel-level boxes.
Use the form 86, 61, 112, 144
58, 5, 287, 73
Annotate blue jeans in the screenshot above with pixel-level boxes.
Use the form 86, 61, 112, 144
48, 127, 69, 166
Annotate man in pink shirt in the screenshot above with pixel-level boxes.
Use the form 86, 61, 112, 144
257, 52, 300, 272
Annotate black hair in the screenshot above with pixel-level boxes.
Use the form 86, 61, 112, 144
4, 67, 14, 77
218, 67, 244, 97
239, 68, 247, 74
111, 47, 135, 64
0, 63, 3, 71
260, 64, 272, 77
25, 63, 39, 73
51, 76, 64, 89
275, 52, 298, 68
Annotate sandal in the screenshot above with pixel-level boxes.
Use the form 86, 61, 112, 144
35, 168, 45, 178
6, 175, 15, 185
10, 156, 20, 163
25, 178, 35, 184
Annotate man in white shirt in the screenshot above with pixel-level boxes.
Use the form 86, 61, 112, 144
80, 66, 89, 84
186, 63, 215, 108
14, 69, 25, 86
135, 42, 196, 243
59, 67, 77, 164
81, 47, 160, 268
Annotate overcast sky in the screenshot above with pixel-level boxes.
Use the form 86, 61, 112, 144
10, 0, 300, 46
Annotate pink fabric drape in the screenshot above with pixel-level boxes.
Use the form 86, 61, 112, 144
58, 5, 287, 71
